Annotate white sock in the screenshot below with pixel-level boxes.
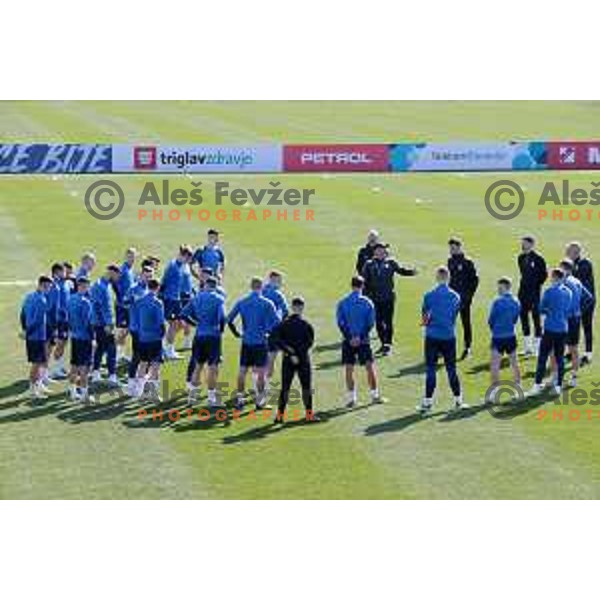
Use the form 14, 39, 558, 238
208, 389, 217, 403
347, 389, 357, 402
369, 388, 380, 399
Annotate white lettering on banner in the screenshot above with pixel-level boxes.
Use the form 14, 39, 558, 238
301, 152, 372, 165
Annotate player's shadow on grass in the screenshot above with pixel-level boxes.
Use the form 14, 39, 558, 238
388, 362, 440, 379
219, 404, 371, 444
0, 379, 30, 402
364, 409, 443, 436
315, 358, 342, 371
0, 393, 69, 424
314, 342, 342, 353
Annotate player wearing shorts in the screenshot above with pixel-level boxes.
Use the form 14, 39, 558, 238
20, 275, 53, 400
160, 245, 193, 360
227, 277, 280, 410
181, 276, 226, 408
133, 279, 165, 403
67, 276, 95, 404
114, 247, 138, 363
487, 277, 521, 402
336, 276, 382, 407
47, 262, 71, 380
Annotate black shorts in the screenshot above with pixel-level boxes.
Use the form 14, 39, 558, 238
130, 332, 140, 358
71, 338, 93, 367
491, 336, 517, 355
26, 340, 47, 364
240, 343, 268, 368
341, 340, 373, 366
267, 336, 279, 353
424, 337, 457, 366
47, 322, 68, 344
115, 304, 129, 328
566, 317, 581, 346
192, 336, 222, 366
163, 298, 182, 321
138, 340, 163, 363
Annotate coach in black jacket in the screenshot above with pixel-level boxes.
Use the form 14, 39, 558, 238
567, 241, 596, 364
362, 243, 417, 355
517, 235, 547, 355
355, 229, 381, 274
447, 237, 479, 359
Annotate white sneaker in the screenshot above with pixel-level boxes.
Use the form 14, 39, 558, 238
187, 386, 198, 407
417, 398, 433, 413
30, 384, 47, 400
90, 370, 102, 384
345, 393, 357, 408
234, 394, 245, 410
527, 383, 544, 397
533, 337, 541, 357
107, 374, 120, 387
452, 396, 468, 410
208, 393, 224, 409
569, 375, 577, 388
69, 386, 81, 402
522, 336, 533, 356
164, 346, 181, 360
552, 384, 562, 396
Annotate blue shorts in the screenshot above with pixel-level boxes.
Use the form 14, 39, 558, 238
115, 304, 129, 328
240, 343, 268, 368
341, 340, 373, 366
491, 336, 517, 355
163, 298, 182, 321
26, 340, 47, 364
138, 340, 163, 363
424, 337, 456, 366
192, 336, 222, 366
71, 338, 93, 367
566, 317, 581, 346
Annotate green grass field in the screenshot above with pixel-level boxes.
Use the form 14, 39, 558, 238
1, 101, 600, 499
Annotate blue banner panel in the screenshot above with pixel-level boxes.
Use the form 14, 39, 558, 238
0, 144, 112, 173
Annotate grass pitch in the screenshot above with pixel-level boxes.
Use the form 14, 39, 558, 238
1, 101, 599, 499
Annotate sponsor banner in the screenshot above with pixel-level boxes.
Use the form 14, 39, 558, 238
390, 142, 547, 172
112, 145, 282, 173
0, 144, 112, 173
546, 142, 600, 170
283, 144, 390, 172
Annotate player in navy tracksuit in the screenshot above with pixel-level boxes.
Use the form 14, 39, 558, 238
227, 277, 280, 410
487, 277, 521, 400
336, 276, 382, 407
529, 268, 573, 396
160, 245, 193, 360
114, 247, 138, 363
20, 275, 53, 400
419, 266, 465, 413
263, 270, 289, 389
181, 276, 226, 408
67, 276, 95, 404
90, 264, 121, 386
559, 258, 594, 387
566, 241, 596, 365
192, 228, 225, 282
125, 264, 154, 395
134, 279, 165, 403
47, 262, 71, 379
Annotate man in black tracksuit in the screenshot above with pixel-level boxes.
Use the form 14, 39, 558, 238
355, 229, 380, 274
567, 241, 596, 364
447, 237, 479, 359
361, 243, 417, 356
517, 235, 547, 356
271, 296, 319, 423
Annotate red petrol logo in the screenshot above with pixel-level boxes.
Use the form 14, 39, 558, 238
283, 144, 390, 172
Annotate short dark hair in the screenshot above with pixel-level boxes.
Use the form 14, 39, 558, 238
51, 262, 64, 275
107, 263, 121, 275
522, 235, 535, 244
559, 258, 574, 272
63, 261, 73, 270
207, 228, 220, 236
291, 296, 305, 307
146, 255, 161, 264
351, 276, 365, 289
269, 270, 282, 278
141, 258, 154, 269
551, 268, 565, 280
448, 237, 462, 246
38, 275, 52, 286
179, 244, 193, 257
148, 278, 160, 291
498, 276, 512, 287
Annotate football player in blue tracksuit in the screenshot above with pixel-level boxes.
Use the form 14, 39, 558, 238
160, 245, 193, 359
75, 252, 97, 283
125, 264, 154, 395
47, 262, 71, 379
181, 276, 226, 408
20, 275, 53, 400
227, 277, 280, 410
487, 277, 521, 401
559, 258, 593, 387
529, 268, 573, 396
134, 279, 165, 403
336, 276, 382, 407
67, 276, 95, 404
179, 259, 195, 351
114, 247, 138, 363
90, 264, 121, 386
192, 228, 225, 282
419, 266, 465, 414
263, 270, 289, 391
